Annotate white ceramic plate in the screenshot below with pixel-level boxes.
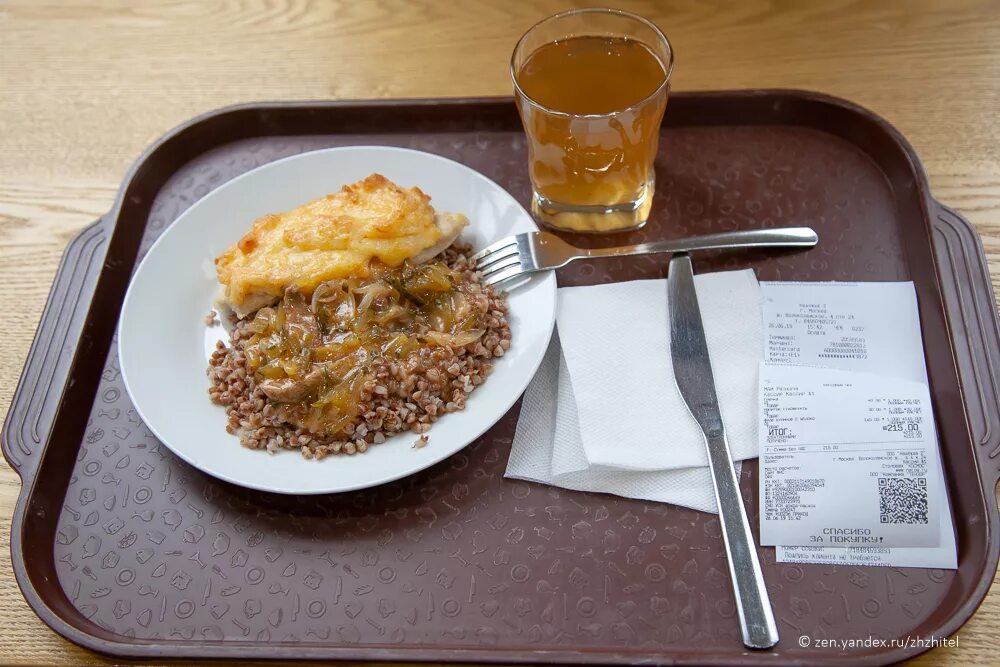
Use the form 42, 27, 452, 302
119, 146, 555, 494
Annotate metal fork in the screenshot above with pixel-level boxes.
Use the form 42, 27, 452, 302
471, 227, 819, 286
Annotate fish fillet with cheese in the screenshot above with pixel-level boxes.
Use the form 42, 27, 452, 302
215, 174, 468, 317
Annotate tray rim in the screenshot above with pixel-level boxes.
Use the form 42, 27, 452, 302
3, 89, 998, 664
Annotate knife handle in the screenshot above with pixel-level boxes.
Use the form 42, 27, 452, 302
705, 430, 780, 649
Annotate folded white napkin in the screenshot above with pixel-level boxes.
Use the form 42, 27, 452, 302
505, 270, 762, 514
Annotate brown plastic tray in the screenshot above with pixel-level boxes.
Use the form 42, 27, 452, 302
4, 91, 999, 665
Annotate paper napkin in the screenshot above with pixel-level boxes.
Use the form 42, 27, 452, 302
505, 270, 762, 514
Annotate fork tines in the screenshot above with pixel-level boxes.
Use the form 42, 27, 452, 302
471, 233, 528, 286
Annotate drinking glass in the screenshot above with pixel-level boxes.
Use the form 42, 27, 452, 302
511, 8, 674, 232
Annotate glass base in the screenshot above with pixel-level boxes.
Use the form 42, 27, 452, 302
530, 180, 653, 233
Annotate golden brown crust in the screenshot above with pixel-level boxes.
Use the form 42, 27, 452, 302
214, 173, 467, 317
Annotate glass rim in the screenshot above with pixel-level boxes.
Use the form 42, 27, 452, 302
510, 7, 675, 119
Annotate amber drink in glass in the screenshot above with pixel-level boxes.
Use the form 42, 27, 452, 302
511, 8, 674, 232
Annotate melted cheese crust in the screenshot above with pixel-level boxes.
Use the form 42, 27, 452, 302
215, 174, 450, 313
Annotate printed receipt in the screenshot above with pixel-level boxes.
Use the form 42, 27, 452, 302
758, 282, 957, 567
759, 364, 940, 547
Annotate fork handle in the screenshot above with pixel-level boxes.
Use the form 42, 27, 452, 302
578, 227, 818, 261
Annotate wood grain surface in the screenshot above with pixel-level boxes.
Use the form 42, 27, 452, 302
1, 0, 998, 665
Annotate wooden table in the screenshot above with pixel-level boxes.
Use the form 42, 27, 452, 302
1, 1, 998, 664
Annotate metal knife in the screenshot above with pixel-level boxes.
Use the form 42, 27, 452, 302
667, 252, 779, 650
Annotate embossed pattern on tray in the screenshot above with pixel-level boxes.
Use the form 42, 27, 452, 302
52, 124, 957, 652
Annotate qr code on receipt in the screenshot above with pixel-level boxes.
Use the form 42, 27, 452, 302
878, 477, 929, 524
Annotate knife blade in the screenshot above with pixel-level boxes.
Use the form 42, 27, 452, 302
667, 252, 779, 650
